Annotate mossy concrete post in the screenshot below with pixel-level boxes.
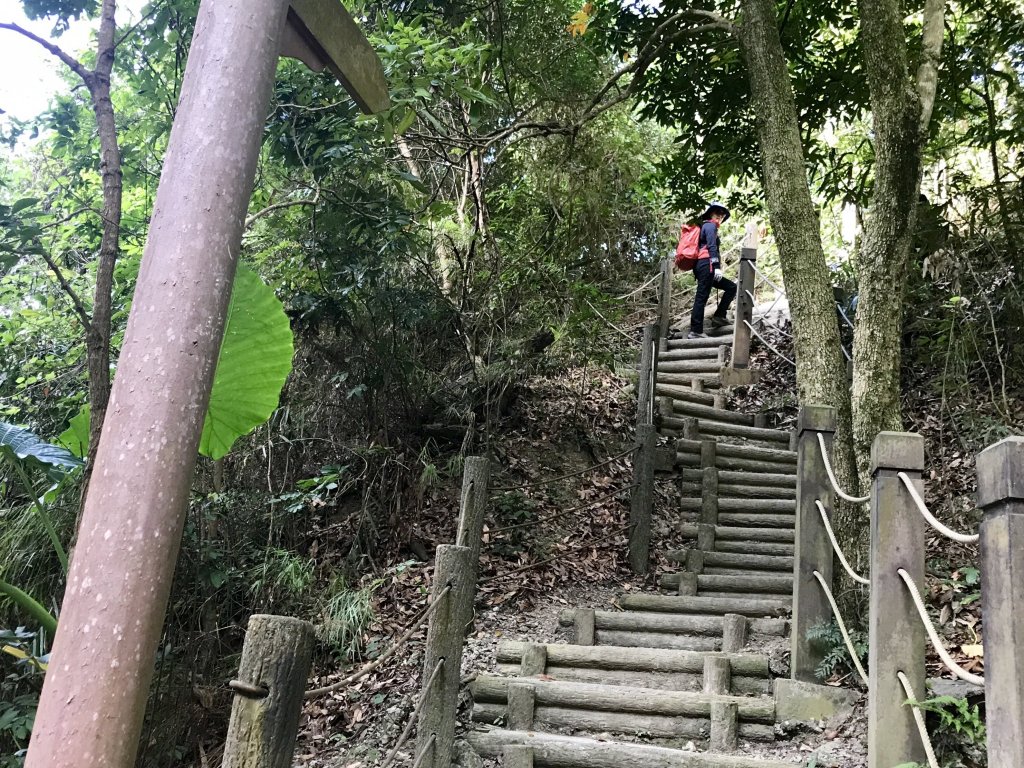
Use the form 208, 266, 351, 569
657, 258, 674, 351
636, 324, 657, 427
629, 423, 657, 574
868, 432, 926, 768
417, 545, 475, 768
791, 405, 836, 682
977, 437, 1024, 768
729, 222, 759, 369
456, 456, 490, 584
222, 615, 315, 768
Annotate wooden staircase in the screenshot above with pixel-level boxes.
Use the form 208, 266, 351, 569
460, 323, 806, 767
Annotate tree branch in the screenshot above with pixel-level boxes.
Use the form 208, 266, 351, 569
0, 22, 90, 82
915, 0, 946, 133
244, 196, 319, 229
39, 252, 93, 332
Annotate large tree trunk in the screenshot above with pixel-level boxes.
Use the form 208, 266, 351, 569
851, 0, 945, 477
737, 0, 859, 507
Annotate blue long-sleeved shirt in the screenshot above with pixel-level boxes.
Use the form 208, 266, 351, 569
700, 221, 721, 268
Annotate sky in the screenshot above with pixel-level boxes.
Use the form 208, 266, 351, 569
0, 0, 147, 121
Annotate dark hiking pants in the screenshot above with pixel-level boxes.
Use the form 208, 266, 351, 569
690, 259, 737, 334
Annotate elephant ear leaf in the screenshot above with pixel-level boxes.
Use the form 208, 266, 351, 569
199, 266, 293, 460
0, 422, 84, 481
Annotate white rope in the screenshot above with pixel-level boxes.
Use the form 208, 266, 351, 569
815, 500, 870, 585
896, 671, 941, 768
752, 263, 786, 295
836, 301, 855, 329
897, 472, 979, 544
840, 344, 852, 362
896, 568, 985, 686
811, 570, 869, 687
816, 432, 870, 504
617, 272, 660, 300
743, 320, 795, 367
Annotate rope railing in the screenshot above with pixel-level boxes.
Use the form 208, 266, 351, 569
487, 485, 636, 535
743, 320, 795, 367
811, 570, 869, 686
815, 500, 870, 586
836, 301, 855, 330
896, 671, 941, 768
751, 262, 786, 295
411, 735, 436, 768
896, 568, 985, 686
897, 472, 980, 544
816, 432, 869, 504
304, 584, 453, 699
378, 658, 445, 768
491, 447, 635, 493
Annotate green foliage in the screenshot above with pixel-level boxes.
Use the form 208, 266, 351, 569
316, 577, 375, 661
806, 620, 868, 683
0, 627, 46, 765
907, 693, 987, 767
199, 266, 294, 460
0, 422, 83, 482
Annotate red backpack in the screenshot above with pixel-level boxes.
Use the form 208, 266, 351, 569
675, 224, 701, 270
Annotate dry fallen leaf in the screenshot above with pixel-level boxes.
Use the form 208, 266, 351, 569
961, 643, 984, 658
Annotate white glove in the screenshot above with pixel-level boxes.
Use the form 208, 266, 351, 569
713, 268, 723, 283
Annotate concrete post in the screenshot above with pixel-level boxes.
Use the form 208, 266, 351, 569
222, 616, 315, 768
657, 258, 674, 351
636, 324, 657, 427
456, 456, 490, 584
791, 405, 836, 682
977, 437, 1024, 768
868, 432, 926, 768
629, 424, 657, 574
729, 222, 759, 369
418, 545, 476, 768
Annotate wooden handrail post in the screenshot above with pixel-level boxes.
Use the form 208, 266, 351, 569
636, 324, 657, 427
977, 437, 1024, 768
629, 423, 657, 574
222, 615, 315, 768
791, 404, 836, 682
868, 432, 926, 768
730, 222, 759, 369
657, 257, 673, 351
456, 456, 490, 584
417, 545, 476, 768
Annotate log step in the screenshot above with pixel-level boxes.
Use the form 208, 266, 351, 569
471, 703, 775, 741
676, 439, 797, 465
655, 383, 717, 406
657, 347, 722, 361
469, 675, 776, 722
677, 524, 796, 543
678, 468, 796, 487
668, 551, 794, 572
494, 664, 771, 695
467, 728, 795, 767
679, 482, 795, 500
716, 540, 795, 556
677, 497, 795, 514
672, 400, 755, 426
659, 573, 793, 595
596, 630, 721, 651
717, 512, 795, 528
663, 417, 790, 445
659, 360, 724, 374
657, 373, 722, 389
496, 641, 772, 677
617, 593, 790, 617
666, 336, 735, 350
675, 454, 797, 474
558, 609, 787, 637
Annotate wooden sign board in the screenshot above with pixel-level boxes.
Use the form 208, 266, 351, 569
283, 0, 391, 114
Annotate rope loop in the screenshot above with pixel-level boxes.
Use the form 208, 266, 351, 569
815, 500, 870, 585
816, 432, 869, 504
896, 568, 985, 686
897, 472, 979, 544
811, 570, 869, 687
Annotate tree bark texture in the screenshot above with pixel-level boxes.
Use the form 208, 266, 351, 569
737, 0, 859, 524
851, 0, 946, 563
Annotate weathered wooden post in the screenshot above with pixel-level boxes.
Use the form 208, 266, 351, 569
456, 456, 490, 582
657, 257, 674, 351
636, 324, 657, 427
222, 615, 315, 768
417, 545, 475, 768
977, 436, 1024, 768
730, 222, 759, 370
24, 2, 388, 765
790, 405, 836, 682
629, 423, 657, 574
868, 432, 926, 768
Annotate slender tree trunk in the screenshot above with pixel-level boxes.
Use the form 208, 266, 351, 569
851, 0, 945, 487
737, 0, 859, 498
982, 73, 1019, 257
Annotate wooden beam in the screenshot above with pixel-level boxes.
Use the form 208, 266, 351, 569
284, 0, 390, 114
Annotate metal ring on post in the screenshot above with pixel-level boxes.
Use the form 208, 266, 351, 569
228, 679, 269, 699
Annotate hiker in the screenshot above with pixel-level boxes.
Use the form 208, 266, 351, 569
687, 201, 737, 339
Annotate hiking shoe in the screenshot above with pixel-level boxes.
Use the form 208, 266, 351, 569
687, 331, 707, 339
710, 315, 730, 329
